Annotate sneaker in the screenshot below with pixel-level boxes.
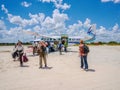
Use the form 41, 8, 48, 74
20, 64, 23, 67
84, 68, 88, 71
39, 66, 42, 68
45, 65, 47, 67
81, 67, 84, 69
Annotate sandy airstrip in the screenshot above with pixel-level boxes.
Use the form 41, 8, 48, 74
0, 45, 120, 90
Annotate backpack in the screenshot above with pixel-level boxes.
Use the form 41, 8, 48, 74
41, 46, 46, 52
83, 44, 89, 54
37, 45, 46, 53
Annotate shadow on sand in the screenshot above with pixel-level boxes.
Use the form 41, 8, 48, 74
67, 50, 78, 53
39, 66, 53, 70
85, 69, 95, 72
27, 55, 38, 57
21, 65, 29, 67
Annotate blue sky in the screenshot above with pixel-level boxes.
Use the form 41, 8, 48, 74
0, 0, 120, 43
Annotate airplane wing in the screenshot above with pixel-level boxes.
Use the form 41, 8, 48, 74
23, 30, 40, 36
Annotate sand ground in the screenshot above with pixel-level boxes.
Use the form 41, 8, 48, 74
0, 45, 120, 90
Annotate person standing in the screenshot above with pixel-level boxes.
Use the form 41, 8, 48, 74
58, 42, 63, 55
79, 40, 89, 71
37, 41, 47, 68
16, 41, 24, 66
64, 40, 68, 52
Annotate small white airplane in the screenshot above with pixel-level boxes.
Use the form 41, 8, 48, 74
24, 25, 96, 44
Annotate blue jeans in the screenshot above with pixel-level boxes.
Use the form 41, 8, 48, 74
80, 55, 88, 69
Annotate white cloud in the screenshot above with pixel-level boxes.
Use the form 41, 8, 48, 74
114, 0, 120, 3
0, 27, 34, 43
83, 18, 91, 28
54, 2, 71, 10
32, 25, 47, 36
41, 9, 68, 35
0, 20, 6, 30
1, 5, 69, 42
6, 12, 46, 28
39, 0, 53, 3
42, 16, 55, 29
21, 1, 32, 7
101, 0, 113, 2
95, 25, 120, 42
0, 30, 12, 43
112, 23, 119, 32
40, 0, 70, 10
33, 25, 41, 32
1, 3, 120, 43
1, 4, 8, 14
29, 13, 45, 24
101, 0, 120, 3
7, 14, 40, 27
52, 9, 68, 22
8, 14, 23, 26
67, 20, 83, 36
97, 26, 106, 35
0, 27, 22, 43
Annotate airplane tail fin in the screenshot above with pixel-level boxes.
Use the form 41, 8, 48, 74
87, 24, 96, 35
86, 24, 96, 42
87, 26, 92, 34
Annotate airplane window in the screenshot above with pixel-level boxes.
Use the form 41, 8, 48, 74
58, 38, 61, 40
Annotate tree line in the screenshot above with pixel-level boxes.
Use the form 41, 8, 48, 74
89, 41, 120, 45
0, 42, 31, 46
0, 41, 120, 46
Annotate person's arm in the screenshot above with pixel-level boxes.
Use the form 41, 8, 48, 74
22, 46, 24, 53
42, 42, 46, 47
79, 45, 82, 56
78, 46, 80, 56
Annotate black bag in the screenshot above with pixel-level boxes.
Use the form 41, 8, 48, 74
83, 44, 89, 54
12, 51, 18, 58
